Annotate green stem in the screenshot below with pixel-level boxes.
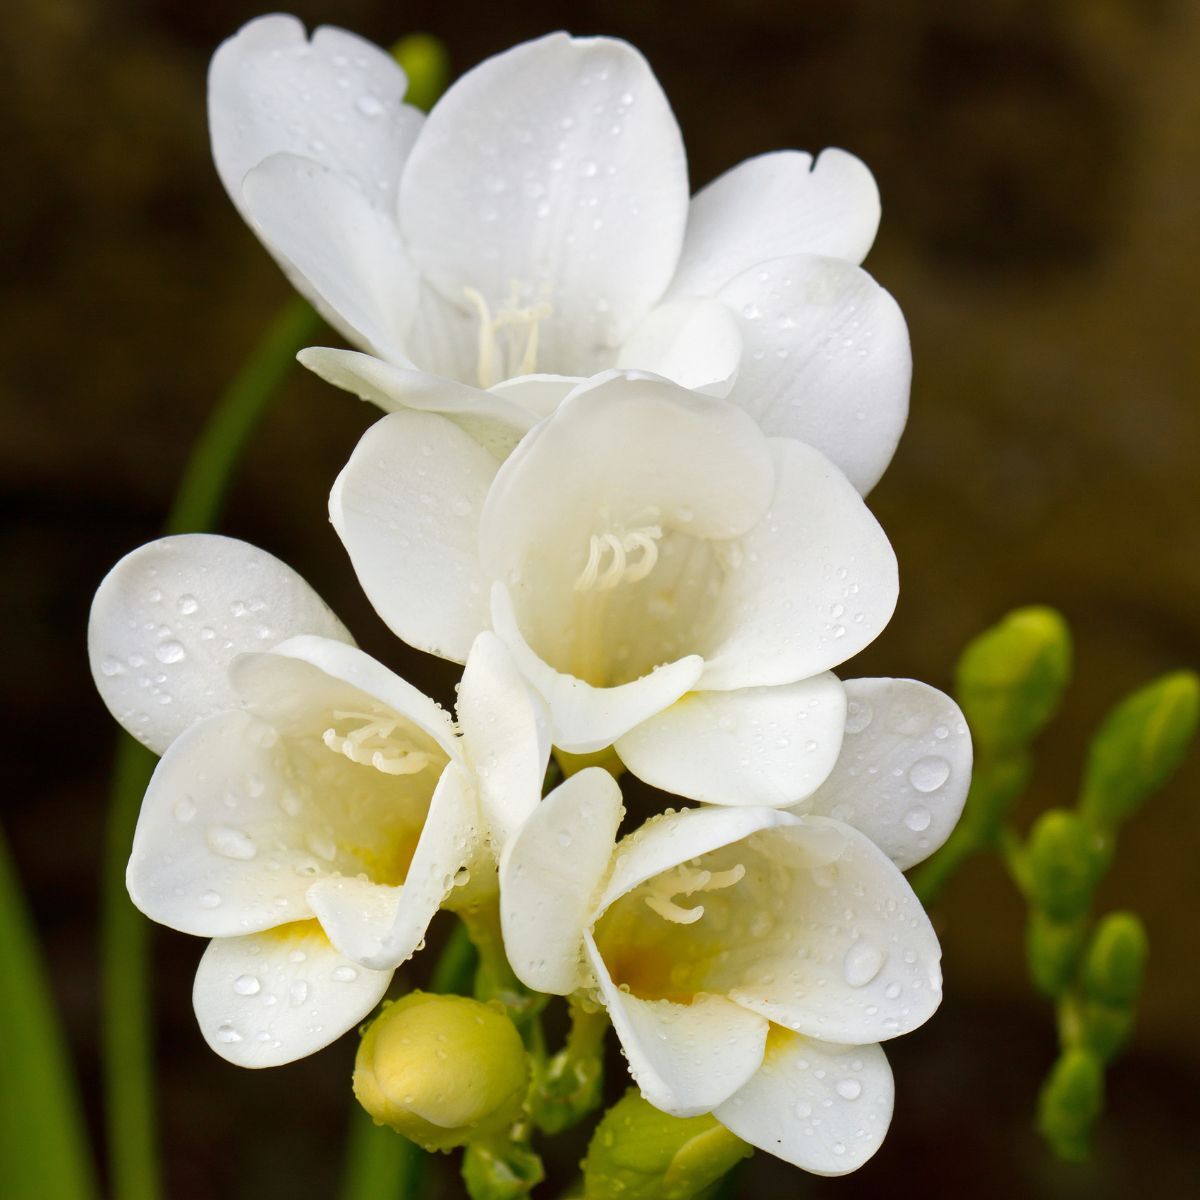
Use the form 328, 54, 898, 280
430, 918, 478, 996
1, 823, 100, 1198
340, 1105, 424, 1200
101, 297, 320, 1200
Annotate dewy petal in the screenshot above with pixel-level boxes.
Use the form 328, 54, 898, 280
209, 15, 423, 218
297, 348, 536, 459
399, 34, 688, 374
491, 583, 704, 753
500, 767, 624, 995
614, 674, 846, 807
797, 679, 972, 871
242, 154, 418, 362
488, 374, 585, 420
615, 297, 742, 397
307, 763, 479, 970
127, 710, 321, 936
193, 920, 392, 1068
719, 255, 910, 494
711, 816, 942, 1045
699, 438, 898, 692
597, 806, 795, 914
715, 1031, 893, 1175
669, 149, 880, 298
89, 534, 352, 754
331, 411, 497, 662
456, 632, 551, 850
584, 933, 768, 1117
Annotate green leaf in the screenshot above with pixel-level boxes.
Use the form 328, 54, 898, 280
955, 606, 1072, 756
1080, 671, 1199, 830
1, 824, 99, 1198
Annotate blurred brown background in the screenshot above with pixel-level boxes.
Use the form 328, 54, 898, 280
3, 0, 1198, 1196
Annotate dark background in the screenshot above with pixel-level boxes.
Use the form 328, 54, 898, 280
3, 0, 1198, 1195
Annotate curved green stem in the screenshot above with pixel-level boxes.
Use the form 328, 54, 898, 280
101, 297, 320, 1200
340, 1106, 424, 1200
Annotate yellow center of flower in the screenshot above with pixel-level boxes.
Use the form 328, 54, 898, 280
464, 281, 553, 388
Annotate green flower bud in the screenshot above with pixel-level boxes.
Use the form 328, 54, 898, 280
583, 1090, 751, 1200
1026, 911, 1088, 998
1082, 911, 1148, 1008
390, 35, 449, 113
353, 992, 528, 1152
1080, 671, 1199, 831
954, 607, 1072, 756
462, 1138, 544, 1200
1036, 1049, 1104, 1163
1027, 810, 1099, 921
1078, 1000, 1136, 1062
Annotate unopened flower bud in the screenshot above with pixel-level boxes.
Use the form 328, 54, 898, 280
1026, 911, 1087, 999
583, 1090, 750, 1200
353, 992, 528, 1151
954, 606, 1071, 756
1028, 810, 1098, 922
1080, 671, 1198, 831
1083, 911, 1148, 1008
1036, 1049, 1104, 1163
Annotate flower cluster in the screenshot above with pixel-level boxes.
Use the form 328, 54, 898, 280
89, 15, 971, 1181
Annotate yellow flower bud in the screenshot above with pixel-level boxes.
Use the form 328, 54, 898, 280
353, 992, 528, 1152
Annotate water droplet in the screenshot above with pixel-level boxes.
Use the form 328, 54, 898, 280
215, 1023, 242, 1044
843, 942, 885, 988
845, 700, 873, 734
904, 805, 932, 832
176, 594, 199, 615
836, 1079, 862, 1100
355, 94, 383, 117
908, 756, 950, 793
332, 965, 358, 983
199, 890, 222, 909
233, 974, 261, 996
206, 826, 257, 861
289, 981, 309, 1006
795, 1101, 812, 1119
556, 830, 573, 848
100, 656, 125, 677
173, 797, 197, 823
832, 1141, 846, 1156
155, 640, 186, 665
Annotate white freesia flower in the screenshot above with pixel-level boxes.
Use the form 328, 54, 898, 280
500, 737, 962, 1174
210, 15, 909, 491
331, 369, 897, 805
89, 533, 546, 1067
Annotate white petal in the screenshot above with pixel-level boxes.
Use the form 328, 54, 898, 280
306, 763, 479, 970
597, 806, 796, 913
715, 1032, 893, 1174
585, 933, 768, 1117
488, 374, 584, 420
491, 583, 703, 753
616, 297, 742, 397
193, 922, 391, 1068
456, 632, 551, 850
242, 154, 417, 361
708, 816, 942, 1044
719, 255, 910, 494
500, 768, 624, 994
699, 439, 898, 691
89, 534, 351, 754
399, 34, 688, 374
127, 710, 319, 936
229, 636, 459, 761
798, 679, 971, 870
209, 15, 422, 217
331, 411, 497, 662
614, 675, 846, 806
669, 149, 880, 297
298, 348, 536, 459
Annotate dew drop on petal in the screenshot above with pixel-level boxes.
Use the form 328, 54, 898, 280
332, 966, 358, 983
233, 974, 261, 996
904, 805, 932, 832
843, 942, 885, 988
155, 640, 186, 665
215, 1023, 242, 1044
908, 756, 950, 793
845, 699, 873, 734
836, 1079, 862, 1100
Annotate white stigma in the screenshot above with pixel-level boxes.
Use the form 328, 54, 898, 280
321, 710, 432, 776
575, 516, 664, 593
642, 861, 746, 926
464, 281, 552, 388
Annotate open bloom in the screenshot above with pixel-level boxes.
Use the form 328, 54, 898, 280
211, 16, 909, 491
500, 739, 961, 1174
332, 370, 897, 804
89, 534, 546, 1066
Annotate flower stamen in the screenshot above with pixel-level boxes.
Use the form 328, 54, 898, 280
463, 282, 552, 388
322, 710, 432, 776
642, 861, 746, 926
